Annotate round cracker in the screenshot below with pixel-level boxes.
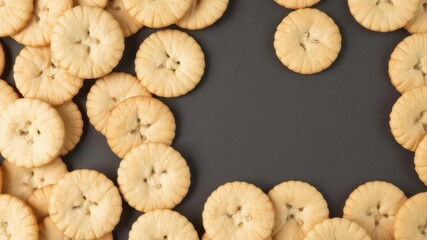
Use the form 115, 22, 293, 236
55, 101, 83, 156
343, 181, 407, 240
0, 98, 65, 168
135, 29, 205, 97
304, 218, 371, 240
106, 96, 176, 158
389, 34, 427, 93
118, 143, 191, 212
0, 0, 33, 37
26, 185, 53, 222
123, 0, 192, 28
51, 6, 125, 79
0, 79, 18, 112
390, 86, 427, 151
415, 136, 427, 185
1, 158, 68, 201
394, 192, 427, 239
129, 209, 198, 240
268, 181, 329, 240
405, 0, 427, 34
176, 0, 229, 30
0, 194, 38, 239
203, 181, 275, 240
274, 0, 320, 9
0, 42, 5, 77
39, 217, 113, 240
49, 170, 122, 239
73, 0, 108, 7
105, 0, 142, 37
86, 72, 151, 135
274, 8, 342, 74
14, 47, 84, 106
348, 0, 419, 32
12, 0, 73, 47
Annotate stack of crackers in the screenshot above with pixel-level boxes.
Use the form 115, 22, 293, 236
0, 0, 228, 239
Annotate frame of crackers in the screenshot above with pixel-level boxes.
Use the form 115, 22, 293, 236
0, 0, 426, 239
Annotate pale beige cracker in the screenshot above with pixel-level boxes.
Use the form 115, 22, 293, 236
0, 0, 33, 37
268, 181, 329, 240
118, 143, 190, 212
105, 0, 142, 37
55, 101, 83, 156
348, 0, 419, 32
0, 42, 5, 76
26, 185, 53, 222
415, 135, 427, 185
203, 181, 275, 240
389, 34, 427, 93
51, 6, 125, 79
177, 0, 229, 30
39, 217, 113, 240
73, 0, 108, 7
106, 96, 176, 158
390, 86, 427, 151
0, 194, 38, 239
274, 8, 342, 74
394, 192, 427, 239
0, 98, 65, 168
49, 169, 122, 239
343, 181, 407, 240
0, 168, 2, 193
86, 72, 151, 135
1, 158, 67, 201
0, 79, 18, 112
274, 0, 320, 9
14, 47, 84, 106
129, 209, 198, 240
12, 0, 73, 47
135, 29, 205, 97
123, 0, 192, 28
405, 0, 427, 34
304, 218, 371, 240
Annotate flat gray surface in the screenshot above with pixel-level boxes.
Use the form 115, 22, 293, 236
1, 0, 426, 239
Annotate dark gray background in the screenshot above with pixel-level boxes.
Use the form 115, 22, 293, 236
1, 0, 426, 239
